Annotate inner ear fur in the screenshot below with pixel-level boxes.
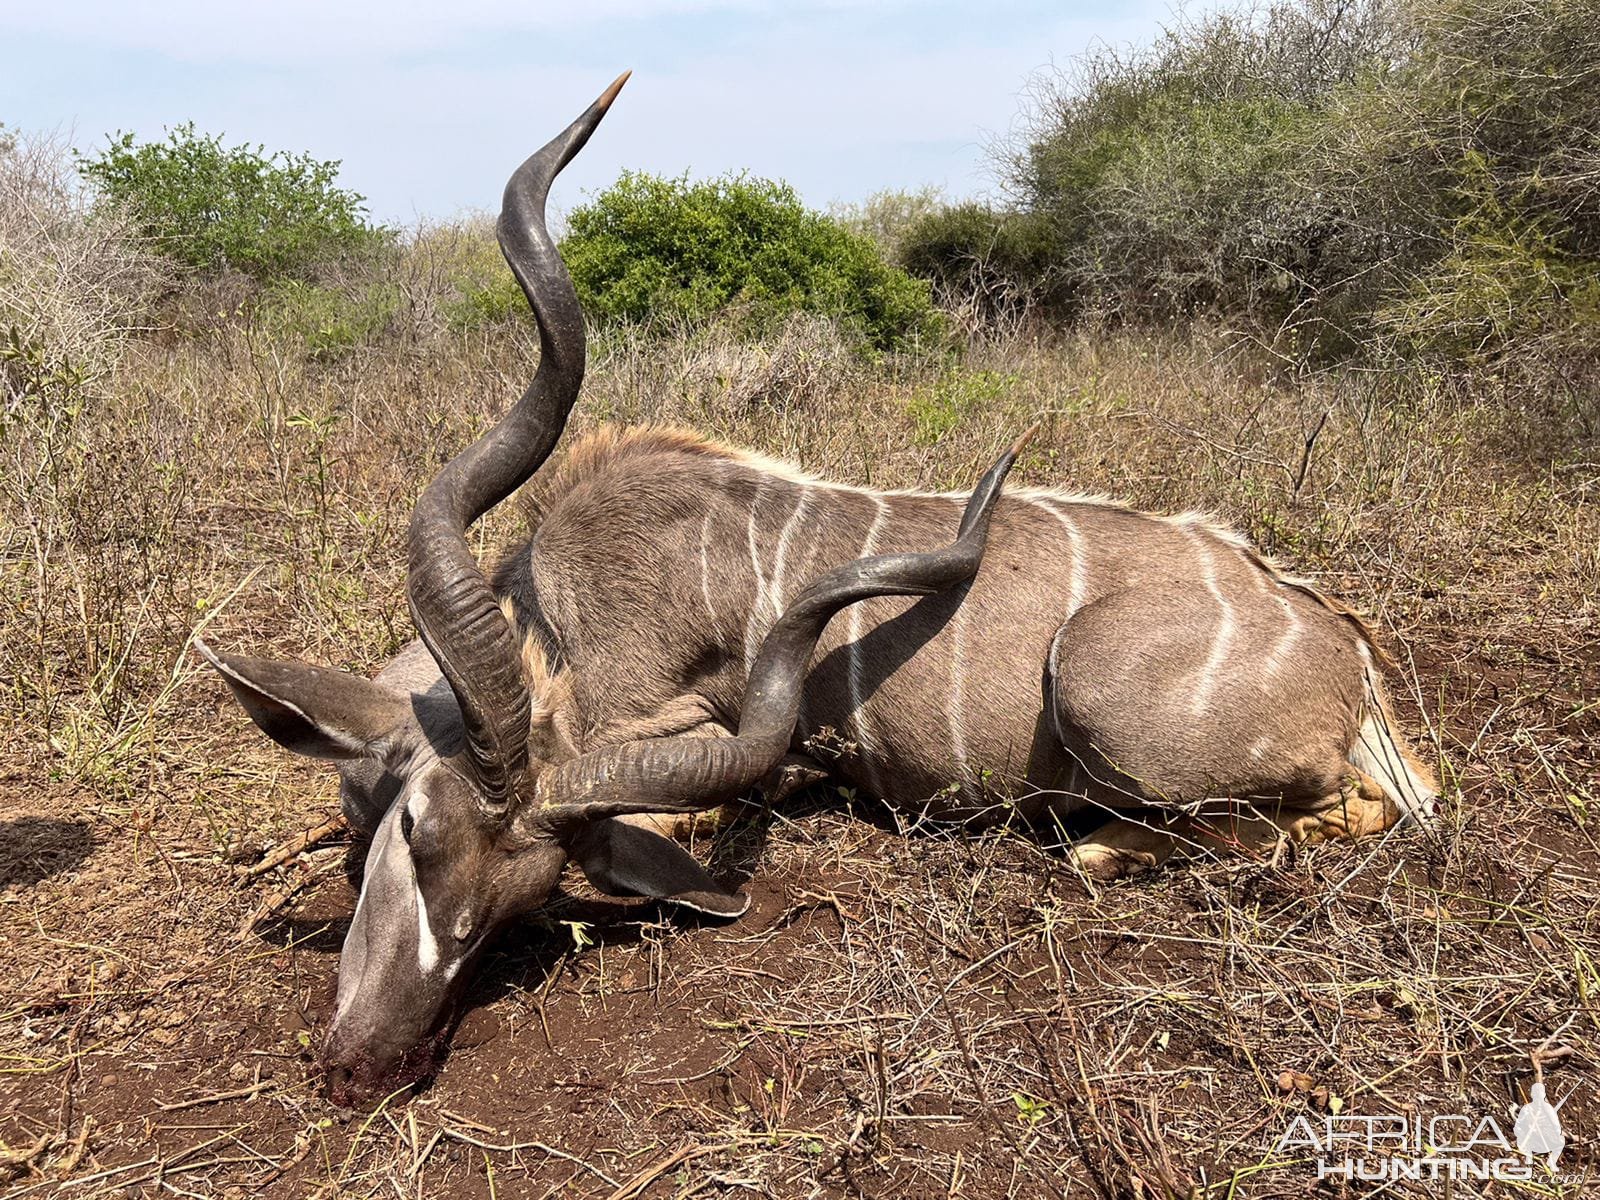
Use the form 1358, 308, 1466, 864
197, 638, 413, 761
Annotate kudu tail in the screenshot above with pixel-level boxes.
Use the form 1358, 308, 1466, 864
1349, 666, 1439, 829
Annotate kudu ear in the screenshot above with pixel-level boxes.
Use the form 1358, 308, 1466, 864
562, 819, 749, 919
196, 638, 413, 761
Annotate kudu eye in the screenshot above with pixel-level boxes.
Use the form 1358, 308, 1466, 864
399, 806, 415, 844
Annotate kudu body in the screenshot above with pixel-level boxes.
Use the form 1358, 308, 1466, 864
201, 76, 1436, 1103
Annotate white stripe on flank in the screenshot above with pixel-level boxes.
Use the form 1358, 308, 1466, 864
1189, 533, 1236, 716
948, 593, 970, 798
769, 487, 810, 609
1264, 583, 1303, 678
1033, 498, 1087, 617
849, 496, 890, 795
743, 484, 769, 670
1227, 542, 1302, 679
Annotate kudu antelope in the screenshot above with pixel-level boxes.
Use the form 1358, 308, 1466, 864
200, 75, 1437, 1103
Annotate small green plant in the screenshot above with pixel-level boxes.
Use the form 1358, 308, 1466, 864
257, 279, 398, 358
1, 324, 90, 414
561, 171, 940, 351
445, 269, 526, 329
1012, 1091, 1051, 1127
431, 225, 529, 329
903, 369, 1018, 445
1377, 186, 1600, 365
78, 124, 383, 280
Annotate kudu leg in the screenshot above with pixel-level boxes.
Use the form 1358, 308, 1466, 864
1067, 805, 1293, 880
1069, 776, 1406, 881
1068, 815, 1185, 880
1042, 582, 1417, 878
1289, 771, 1403, 844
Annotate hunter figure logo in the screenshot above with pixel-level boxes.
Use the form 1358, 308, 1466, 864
1514, 1082, 1565, 1168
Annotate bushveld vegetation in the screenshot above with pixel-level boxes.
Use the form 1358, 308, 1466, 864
903, 0, 1600, 386
76, 125, 382, 281
1, 0, 1596, 1194
562, 172, 940, 350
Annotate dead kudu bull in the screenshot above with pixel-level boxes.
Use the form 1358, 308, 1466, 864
200, 75, 1437, 1103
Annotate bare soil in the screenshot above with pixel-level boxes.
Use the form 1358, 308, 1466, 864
4, 613, 1598, 1197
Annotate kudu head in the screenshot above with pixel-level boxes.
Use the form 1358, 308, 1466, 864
199, 73, 1029, 1106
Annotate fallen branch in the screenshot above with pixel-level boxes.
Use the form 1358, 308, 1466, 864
156, 1079, 277, 1112
605, 1144, 721, 1200
241, 813, 348, 878
438, 1128, 619, 1189
236, 865, 326, 940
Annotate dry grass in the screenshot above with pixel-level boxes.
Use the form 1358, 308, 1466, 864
1, 307, 1597, 1197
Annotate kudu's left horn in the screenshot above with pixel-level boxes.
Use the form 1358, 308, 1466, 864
407, 72, 630, 814
531, 427, 1038, 825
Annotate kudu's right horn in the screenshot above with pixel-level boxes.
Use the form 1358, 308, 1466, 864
531, 427, 1039, 826
407, 72, 630, 815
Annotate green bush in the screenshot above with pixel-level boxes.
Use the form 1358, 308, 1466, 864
77, 124, 382, 280
903, 368, 1019, 445
560, 172, 940, 351
894, 0, 1600, 381
1344, 0, 1600, 365
899, 204, 1069, 322
445, 268, 526, 329
1376, 201, 1600, 365
997, 0, 1388, 330
830, 186, 947, 259
433, 226, 527, 330
257, 279, 398, 358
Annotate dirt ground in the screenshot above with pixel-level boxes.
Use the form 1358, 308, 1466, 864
4, 331, 1599, 1197
4, 580, 1597, 1198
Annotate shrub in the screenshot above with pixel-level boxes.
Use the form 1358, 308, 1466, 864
1001, 0, 1396, 331
427, 221, 527, 330
903, 368, 1019, 445
560, 171, 940, 351
893, 0, 1600, 382
1345, 0, 1600, 365
77, 124, 382, 281
0, 129, 178, 758
0, 127, 166, 404
257, 278, 399, 358
830, 186, 947, 260
446, 266, 525, 329
899, 204, 1069, 324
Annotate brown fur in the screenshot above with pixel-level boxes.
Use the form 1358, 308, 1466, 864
489, 424, 1436, 856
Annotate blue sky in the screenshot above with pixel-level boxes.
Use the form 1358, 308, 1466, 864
3, 1, 1179, 224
